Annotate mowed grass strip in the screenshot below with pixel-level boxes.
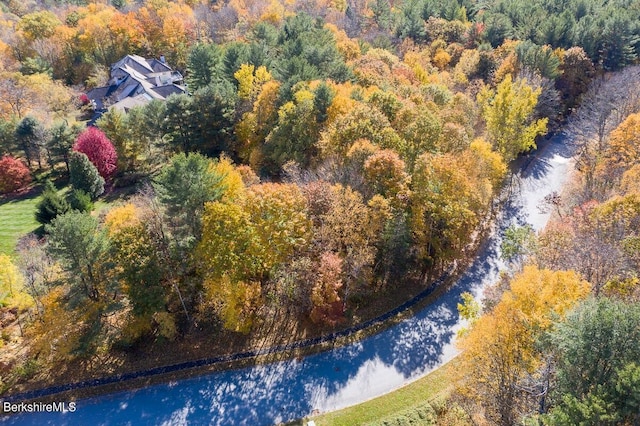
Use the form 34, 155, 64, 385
307, 358, 457, 426
0, 182, 130, 256
0, 193, 42, 256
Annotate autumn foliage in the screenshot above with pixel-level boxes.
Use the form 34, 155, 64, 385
0, 155, 31, 194
73, 127, 118, 181
6, 0, 640, 410
457, 266, 590, 425
310, 252, 345, 325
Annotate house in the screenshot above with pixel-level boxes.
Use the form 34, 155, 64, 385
86, 54, 186, 117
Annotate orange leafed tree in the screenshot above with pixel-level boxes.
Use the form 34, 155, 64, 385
310, 252, 344, 325
457, 266, 590, 425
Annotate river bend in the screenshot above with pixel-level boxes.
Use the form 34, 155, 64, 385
1, 135, 574, 426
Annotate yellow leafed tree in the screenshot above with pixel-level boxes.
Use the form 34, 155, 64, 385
598, 113, 640, 183
0, 254, 33, 310
479, 74, 548, 162
197, 183, 311, 332
204, 275, 262, 333
456, 266, 590, 425
210, 155, 246, 202
234, 64, 272, 101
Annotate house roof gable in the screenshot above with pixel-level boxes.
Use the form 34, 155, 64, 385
148, 59, 172, 73
111, 54, 160, 76
87, 55, 182, 115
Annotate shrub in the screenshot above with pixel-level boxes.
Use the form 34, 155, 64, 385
0, 156, 31, 194
35, 181, 69, 225
15, 358, 40, 379
68, 189, 94, 212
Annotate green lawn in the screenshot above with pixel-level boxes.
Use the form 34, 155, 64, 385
0, 184, 127, 257
0, 192, 42, 256
304, 358, 458, 426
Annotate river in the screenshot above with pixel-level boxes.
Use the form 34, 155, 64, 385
1, 134, 574, 426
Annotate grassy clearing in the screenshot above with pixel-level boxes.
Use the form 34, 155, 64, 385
0, 192, 42, 256
302, 358, 458, 426
0, 181, 131, 256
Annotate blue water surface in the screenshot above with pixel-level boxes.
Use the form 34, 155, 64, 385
1, 136, 573, 426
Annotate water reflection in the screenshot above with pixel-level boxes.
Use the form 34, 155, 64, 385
2, 136, 573, 426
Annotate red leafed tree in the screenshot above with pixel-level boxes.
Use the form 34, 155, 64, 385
0, 156, 32, 194
310, 252, 345, 326
73, 127, 117, 180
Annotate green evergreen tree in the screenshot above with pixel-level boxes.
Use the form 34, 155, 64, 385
161, 94, 196, 153
15, 116, 45, 169
275, 14, 351, 99
68, 189, 94, 213
547, 298, 640, 425
191, 82, 237, 156
155, 153, 226, 246
0, 118, 18, 156
313, 82, 334, 124
46, 211, 110, 302
371, 0, 392, 30
222, 42, 250, 84
35, 180, 69, 225
515, 41, 560, 80
69, 151, 105, 200
47, 121, 79, 173
186, 43, 221, 92
398, 0, 427, 41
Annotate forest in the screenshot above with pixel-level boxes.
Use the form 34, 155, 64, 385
0, 0, 639, 423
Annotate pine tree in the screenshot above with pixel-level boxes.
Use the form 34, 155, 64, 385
69, 151, 105, 200
35, 180, 69, 225
186, 43, 221, 92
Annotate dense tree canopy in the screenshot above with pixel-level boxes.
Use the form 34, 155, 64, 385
3, 0, 640, 406
547, 298, 640, 425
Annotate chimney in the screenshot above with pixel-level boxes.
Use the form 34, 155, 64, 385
160, 55, 166, 64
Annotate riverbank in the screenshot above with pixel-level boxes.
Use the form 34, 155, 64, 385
0, 133, 573, 425
1, 159, 508, 409
2, 259, 463, 405
301, 357, 461, 426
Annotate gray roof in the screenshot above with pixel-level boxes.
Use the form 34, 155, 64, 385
150, 84, 187, 99
111, 55, 156, 75
112, 94, 153, 112
148, 59, 172, 73
86, 85, 116, 109
86, 55, 183, 114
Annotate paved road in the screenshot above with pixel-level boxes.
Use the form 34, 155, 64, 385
1, 135, 574, 426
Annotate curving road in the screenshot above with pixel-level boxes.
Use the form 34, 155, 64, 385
1, 134, 574, 426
